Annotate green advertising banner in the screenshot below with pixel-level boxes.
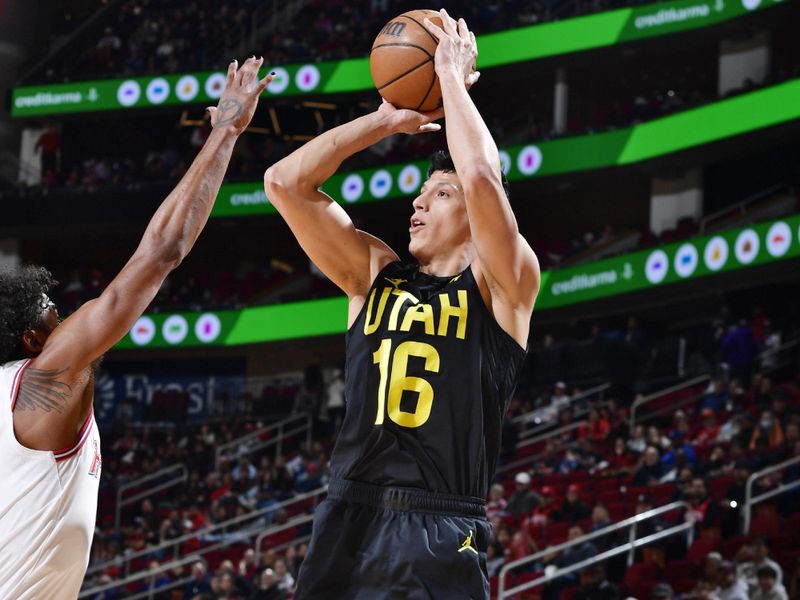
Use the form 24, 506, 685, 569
11, 0, 786, 118
210, 79, 800, 218
116, 213, 800, 349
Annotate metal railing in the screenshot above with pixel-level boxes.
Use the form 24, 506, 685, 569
215, 412, 312, 467
743, 455, 800, 534
700, 183, 794, 233
254, 514, 317, 562
513, 383, 611, 439
87, 485, 326, 578
498, 501, 694, 599
629, 375, 711, 430
79, 554, 204, 599
115, 463, 188, 528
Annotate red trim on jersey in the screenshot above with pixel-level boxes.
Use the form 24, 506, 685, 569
9, 359, 32, 411
53, 411, 94, 462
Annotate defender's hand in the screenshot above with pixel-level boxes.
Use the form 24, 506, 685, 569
423, 9, 480, 90
207, 56, 275, 135
378, 99, 443, 135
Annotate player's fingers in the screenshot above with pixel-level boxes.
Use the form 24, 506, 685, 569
206, 106, 217, 123
457, 18, 470, 43
226, 59, 238, 87
254, 71, 275, 95
440, 8, 458, 36
470, 31, 478, 56
242, 56, 261, 88
236, 56, 255, 86
466, 71, 481, 89
423, 18, 446, 41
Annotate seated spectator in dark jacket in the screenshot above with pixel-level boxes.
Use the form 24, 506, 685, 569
249, 568, 286, 600
700, 377, 730, 413
632, 446, 663, 486
507, 471, 542, 515
552, 484, 591, 523
687, 477, 720, 531
573, 564, 621, 600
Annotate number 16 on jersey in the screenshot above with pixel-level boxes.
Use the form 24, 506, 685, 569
372, 339, 440, 429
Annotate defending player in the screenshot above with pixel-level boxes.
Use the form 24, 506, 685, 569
263, 10, 539, 599
0, 58, 272, 599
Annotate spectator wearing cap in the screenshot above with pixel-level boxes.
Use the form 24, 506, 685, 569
531, 485, 557, 526
694, 408, 721, 446
552, 484, 591, 523
632, 446, 664, 486
651, 582, 674, 600
507, 472, 541, 516
750, 565, 789, 600
712, 560, 748, 600
736, 536, 783, 594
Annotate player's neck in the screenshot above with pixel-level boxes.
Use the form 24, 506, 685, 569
416, 245, 475, 278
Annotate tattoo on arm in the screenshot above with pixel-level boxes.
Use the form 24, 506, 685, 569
214, 99, 243, 127
15, 368, 72, 414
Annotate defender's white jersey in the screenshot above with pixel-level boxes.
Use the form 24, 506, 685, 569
0, 359, 101, 600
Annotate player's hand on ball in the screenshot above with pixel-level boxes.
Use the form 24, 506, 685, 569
207, 56, 275, 135
378, 99, 443, 135
423, 9, 480, 90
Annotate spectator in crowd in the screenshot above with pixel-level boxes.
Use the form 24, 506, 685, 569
750, 565, 789, 600
749, 410, 785, 451
507, 472, 541, 515
736, 536, 783, 594
531, 485, 558, 526
627, 425, 647, 454
588, 504, 615, 551
573, 564, 621, 600
325, 368, 346, 434
486, 483, 508, 518
651, 583, 674, 600
184, 561, 212, 598
543, 525, 599, 600
711, 560, 749, 600
686, 477, 720, 531
661, 431, 697, 473
722, 319, 759, 385
553, 484, 591, 523
694, 408, 721, 447
606, 436, 636, 476
701, 378, 730, 413
249, 568, 285, 600
632, 446, 663, 486
579, 408, 611, 442
272, 558, 294, 593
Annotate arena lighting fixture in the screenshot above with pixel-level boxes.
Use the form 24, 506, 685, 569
10, 0, 786, 118
116, 213, 800, 349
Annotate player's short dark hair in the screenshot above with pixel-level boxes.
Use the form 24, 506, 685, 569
0, 266, 56, 364
427, 150, 510, 199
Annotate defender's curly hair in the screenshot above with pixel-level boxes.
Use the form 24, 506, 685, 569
427, 150, 511, 199
0, 266, 56, 364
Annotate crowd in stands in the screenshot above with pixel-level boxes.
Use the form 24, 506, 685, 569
78, 304, 800, 598
39, 0, 660, 85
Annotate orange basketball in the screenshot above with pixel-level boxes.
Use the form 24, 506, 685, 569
369, 9, 443, 112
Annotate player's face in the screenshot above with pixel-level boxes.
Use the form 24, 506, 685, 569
408, 171, 470, 262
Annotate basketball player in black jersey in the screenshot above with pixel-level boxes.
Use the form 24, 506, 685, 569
264, 10, 539, 599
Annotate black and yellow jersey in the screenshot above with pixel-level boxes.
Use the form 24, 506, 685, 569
331, 261, 526, 499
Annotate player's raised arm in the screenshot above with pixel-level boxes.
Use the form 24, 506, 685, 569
16, 58, 272, 449
263, 102, 441, 298
424, 11, 540, 315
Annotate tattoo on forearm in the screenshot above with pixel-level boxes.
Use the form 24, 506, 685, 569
15, 368, 72, 414
214, 99, 243, 126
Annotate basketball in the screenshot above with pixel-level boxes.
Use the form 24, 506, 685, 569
370, 9, 443, 112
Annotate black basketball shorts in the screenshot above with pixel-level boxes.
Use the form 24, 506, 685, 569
294, 479, 492, 600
